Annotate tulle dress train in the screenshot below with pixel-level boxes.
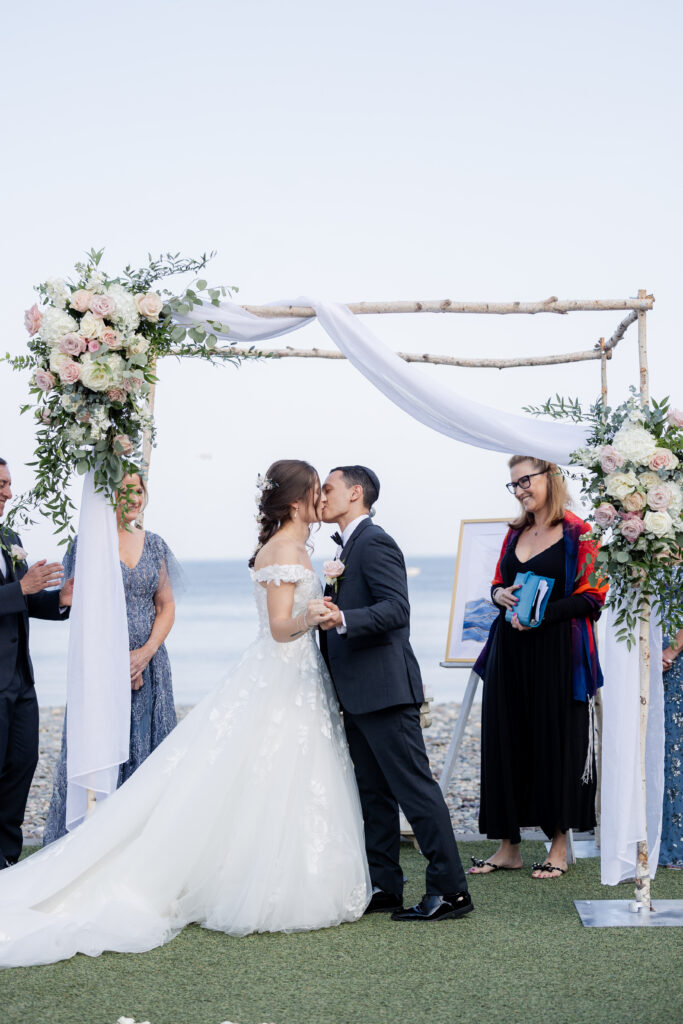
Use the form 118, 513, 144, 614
0, 565, 371, 968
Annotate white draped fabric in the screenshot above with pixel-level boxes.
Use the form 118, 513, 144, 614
174, 298, 591, 463
600, 608, 664, 883
65, 472, 130, 832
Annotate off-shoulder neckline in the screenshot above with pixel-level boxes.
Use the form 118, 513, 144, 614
250, 563, 316, 576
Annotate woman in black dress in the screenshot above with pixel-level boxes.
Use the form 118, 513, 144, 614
470, 456, 607, 879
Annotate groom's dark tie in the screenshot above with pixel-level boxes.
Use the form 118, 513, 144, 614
331, 532, 343, 547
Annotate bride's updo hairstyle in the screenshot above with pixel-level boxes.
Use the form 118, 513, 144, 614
249, 459, 320, 568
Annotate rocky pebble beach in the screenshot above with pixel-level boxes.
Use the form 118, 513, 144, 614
24, 701, 482, 845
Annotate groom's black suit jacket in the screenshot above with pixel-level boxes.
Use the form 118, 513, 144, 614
321, 518, 424, 714
0, 526, 67, 690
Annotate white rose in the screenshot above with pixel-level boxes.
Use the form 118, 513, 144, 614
49, 349, 73, 374
126, 334, 150, 355
10, 544, 28, 562
79, 312, 104, 339
643, 510, 674, 537
604, 469, 639, 501
612, 424, 658, 466
639, 471, 661, 490
79, 353, 114, 392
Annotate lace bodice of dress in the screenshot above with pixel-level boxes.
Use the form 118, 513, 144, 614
250, 564, 322, 641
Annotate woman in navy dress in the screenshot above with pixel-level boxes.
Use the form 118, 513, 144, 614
44, 472, 180, 844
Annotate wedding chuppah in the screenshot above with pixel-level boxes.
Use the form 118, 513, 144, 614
0, 251, 677, 959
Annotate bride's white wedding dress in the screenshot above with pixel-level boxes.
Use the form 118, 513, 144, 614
0, 565, 371, 968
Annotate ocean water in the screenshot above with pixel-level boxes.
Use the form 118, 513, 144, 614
28, 556, 479, 707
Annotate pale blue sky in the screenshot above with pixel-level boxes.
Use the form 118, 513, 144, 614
1, 0, 681, 560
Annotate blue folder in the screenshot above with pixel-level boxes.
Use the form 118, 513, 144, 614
505, 571, 555, 628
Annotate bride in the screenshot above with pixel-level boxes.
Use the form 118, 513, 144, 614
0, 460, 371, 968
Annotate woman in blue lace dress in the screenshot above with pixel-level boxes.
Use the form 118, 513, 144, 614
660, 624, 683, 867
43, 472, 180, 844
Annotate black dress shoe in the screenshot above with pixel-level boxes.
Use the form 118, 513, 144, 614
391, 891, 473, 922
0, 855, 16, 870
364, 889, 404, 914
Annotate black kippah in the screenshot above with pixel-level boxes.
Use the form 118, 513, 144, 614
359, 466, 380, 500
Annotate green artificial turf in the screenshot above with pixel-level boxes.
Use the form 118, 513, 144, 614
1, 842, 681, 1024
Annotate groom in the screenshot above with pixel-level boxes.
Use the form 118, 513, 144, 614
318, 466, 472, 922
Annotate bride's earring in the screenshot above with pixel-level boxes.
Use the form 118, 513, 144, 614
293, 507, 298, 519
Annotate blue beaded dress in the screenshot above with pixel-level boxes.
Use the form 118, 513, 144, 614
43, 531, 180, 845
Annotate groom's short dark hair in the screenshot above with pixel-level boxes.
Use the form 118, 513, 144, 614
331, 465, 380, 510
0, 458, 6, 466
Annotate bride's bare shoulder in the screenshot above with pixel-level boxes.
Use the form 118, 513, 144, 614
253, 537, 305, 572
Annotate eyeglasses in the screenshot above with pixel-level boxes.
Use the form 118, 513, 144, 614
506, 471, 547, 494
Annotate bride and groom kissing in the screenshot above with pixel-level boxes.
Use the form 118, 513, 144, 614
0, 460, 471, 969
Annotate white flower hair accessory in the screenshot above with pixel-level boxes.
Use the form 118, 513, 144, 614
255, 473, 278, 504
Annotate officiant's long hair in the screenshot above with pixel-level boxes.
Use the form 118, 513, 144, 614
507, 455, 570, 531
249, 459, 320, 568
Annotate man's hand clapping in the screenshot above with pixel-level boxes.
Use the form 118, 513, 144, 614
19, 560, 64, 596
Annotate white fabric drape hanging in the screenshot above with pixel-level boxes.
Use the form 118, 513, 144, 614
600, 607, 664, 883
173, 298, 592, 464
65, 472, 130, 832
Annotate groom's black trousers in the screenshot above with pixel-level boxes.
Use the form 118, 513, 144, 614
343, 703, 468, 896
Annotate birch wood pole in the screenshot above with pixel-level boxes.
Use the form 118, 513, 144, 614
240, 296, 654, 317
138, 359, 157, 528
634, 289, 653, 911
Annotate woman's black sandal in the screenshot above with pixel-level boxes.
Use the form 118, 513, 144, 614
531, 861, 567, 879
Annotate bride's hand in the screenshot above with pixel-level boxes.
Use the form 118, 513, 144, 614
306, 599, 332, 626
319, 598, 343, 630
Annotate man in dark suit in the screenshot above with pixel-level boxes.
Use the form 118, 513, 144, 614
0, 457, 72, 869
319, 465, 472, 922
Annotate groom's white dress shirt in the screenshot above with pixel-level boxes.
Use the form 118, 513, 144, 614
334, 514, 369, 635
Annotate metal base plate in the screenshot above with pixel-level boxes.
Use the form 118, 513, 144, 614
575, 899, 683, 927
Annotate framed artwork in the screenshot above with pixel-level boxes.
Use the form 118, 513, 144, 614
443, 518, 510, 664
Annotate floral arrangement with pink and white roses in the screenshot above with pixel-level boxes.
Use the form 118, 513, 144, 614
528, 391, 683, 644
4, 249, 249, 540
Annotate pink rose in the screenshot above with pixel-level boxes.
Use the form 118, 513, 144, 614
89, 294, 117, 319
619, 516, 645, 543
41, 409, 53, 424
668, 408, 683, 429
123, 376, 141, 392
107, 387, 126, 403
70, 289, 93, 313
599, 445, 624, 473
134, 291, 163, 321
58, 332, 86, 356
323, 559, 345, 581
594, 502, 617, 526
622, 491, 646, 512
24, 304, 42, 336
58, 361, 81, 384
113, 433, 133, 455
34, 369, 55, 391
101, 328, 122, 350
87, 339, 101, 353
648, 448, 678, 471
647, 483, 673, 511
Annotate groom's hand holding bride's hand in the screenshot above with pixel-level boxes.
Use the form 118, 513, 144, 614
319, 597, 343, 631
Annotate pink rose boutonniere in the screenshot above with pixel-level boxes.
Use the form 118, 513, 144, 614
323, 559, 345, 592
10, 544, 28, 568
